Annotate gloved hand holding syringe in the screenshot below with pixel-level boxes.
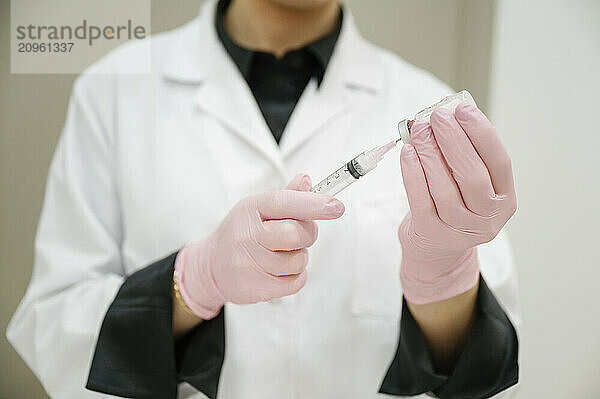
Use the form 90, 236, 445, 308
311, 90, 476, 196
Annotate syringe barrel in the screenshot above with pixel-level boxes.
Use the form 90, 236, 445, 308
397, 90, 477, 145
311, 150, 380, 197
311, 162, 357, 196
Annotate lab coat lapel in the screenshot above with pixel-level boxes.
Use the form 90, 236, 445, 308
279, 77, 349, 158
194, 73, 282, 172
162, 0, 284, 173
280, 7, 383, 158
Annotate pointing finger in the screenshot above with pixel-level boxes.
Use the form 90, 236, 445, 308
255, 190, 345, 221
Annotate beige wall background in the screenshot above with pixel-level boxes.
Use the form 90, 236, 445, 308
488, 0, 600, 397
1, 0, 597, 398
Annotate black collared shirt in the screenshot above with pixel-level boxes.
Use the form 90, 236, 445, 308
215, 0, 342, 143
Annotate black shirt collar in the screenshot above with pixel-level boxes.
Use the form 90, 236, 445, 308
215, 0, 342, 85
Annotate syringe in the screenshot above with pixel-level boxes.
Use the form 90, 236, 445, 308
311, 140, 398, 196
311, 90, 476, 197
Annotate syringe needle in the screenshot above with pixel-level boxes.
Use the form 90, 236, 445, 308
373, 140, 398, 160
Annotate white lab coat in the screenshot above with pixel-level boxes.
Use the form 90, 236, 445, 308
7, 1, 520, 398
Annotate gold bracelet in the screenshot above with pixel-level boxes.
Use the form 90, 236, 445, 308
173, 270, 197, 317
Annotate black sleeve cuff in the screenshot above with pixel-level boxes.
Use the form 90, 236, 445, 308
379, 276, 519, 399
86, 252, 225, 399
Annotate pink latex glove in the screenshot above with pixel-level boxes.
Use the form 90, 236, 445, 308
399, 103, 517, 304
175, 174, 345, 319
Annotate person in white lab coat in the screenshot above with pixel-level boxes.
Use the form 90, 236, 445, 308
7, 0, 520, 398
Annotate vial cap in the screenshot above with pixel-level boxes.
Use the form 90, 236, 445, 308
397, 119, 413, 144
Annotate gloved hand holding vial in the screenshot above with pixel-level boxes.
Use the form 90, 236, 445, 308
312, 89, 517, 304
398, 91, 516, 304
